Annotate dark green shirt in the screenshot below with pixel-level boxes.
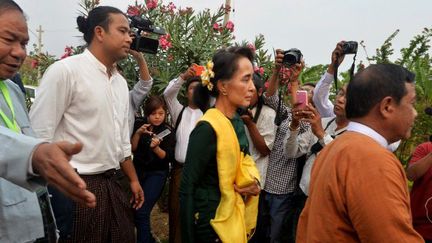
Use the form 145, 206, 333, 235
179, 114, 249, 242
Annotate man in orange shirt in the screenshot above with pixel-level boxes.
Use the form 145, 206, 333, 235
296, 64, 424, 242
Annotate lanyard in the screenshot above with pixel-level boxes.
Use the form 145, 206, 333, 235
0, 81, 20, 133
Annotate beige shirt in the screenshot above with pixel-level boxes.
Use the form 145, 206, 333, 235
296, 131, 423, 243
30, 49, 131, 174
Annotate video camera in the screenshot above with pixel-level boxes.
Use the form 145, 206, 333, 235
282, 48, 303, 67
129, 15, 166, 54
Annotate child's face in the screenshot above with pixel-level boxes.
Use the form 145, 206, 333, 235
148, 107, 166, 126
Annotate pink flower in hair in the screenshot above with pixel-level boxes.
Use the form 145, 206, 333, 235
213, 23, 220, 31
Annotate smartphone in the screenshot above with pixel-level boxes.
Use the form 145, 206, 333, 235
155, 129, 171, 140
296, 90, 308, 109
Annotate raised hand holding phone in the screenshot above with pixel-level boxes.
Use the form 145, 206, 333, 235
296, 90, 308, 109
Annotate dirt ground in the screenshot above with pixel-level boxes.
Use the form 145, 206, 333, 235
150, 204, 169, 242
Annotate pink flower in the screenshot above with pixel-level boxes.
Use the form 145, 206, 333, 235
127, 5, 140, 16
167, 2, 176, 12
213, 23, 220, 31
159, 34, 172, 50
225, 20, 234, 32
146, 0, 157, 10
253, 66, 264, 75
61, 46, 73, 59
31, 59, 38, 69
247, 43, 256, 52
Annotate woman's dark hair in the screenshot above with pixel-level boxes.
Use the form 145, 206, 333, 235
76, 6, 125, 44
185, 76, 201, 90
193, 46, 254, 112
144, 95, 167, 118
252, 72, 265, 123
0, 0, 23, 15
346, 64, 415, 119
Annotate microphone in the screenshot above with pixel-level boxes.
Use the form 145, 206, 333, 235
425, 107, 432, 116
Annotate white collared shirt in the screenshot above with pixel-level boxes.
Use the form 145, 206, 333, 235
163, 77, 203, 163
30, 49, 131, 174
347, 121, 390, 149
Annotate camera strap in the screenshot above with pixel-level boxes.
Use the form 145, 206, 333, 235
333, 53, 357, 90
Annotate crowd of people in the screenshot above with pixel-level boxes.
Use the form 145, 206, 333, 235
1, 1, 431, 243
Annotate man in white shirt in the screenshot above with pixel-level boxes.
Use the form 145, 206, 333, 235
163, 64, 203, 243
30, 6, 144, 242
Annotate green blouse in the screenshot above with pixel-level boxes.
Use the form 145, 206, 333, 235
179, 114, 249, 242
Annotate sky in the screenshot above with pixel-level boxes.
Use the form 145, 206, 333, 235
15, 0, 432, 71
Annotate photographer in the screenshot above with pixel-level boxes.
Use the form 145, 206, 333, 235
313, 41, 401, 152
259, 49, 308, 242
163, 64, 204, 243
286, 84, 349, 196
131, 96, 175, 243
312, 41, 345, 118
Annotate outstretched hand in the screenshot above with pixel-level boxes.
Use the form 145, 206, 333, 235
32, 142, 96, 208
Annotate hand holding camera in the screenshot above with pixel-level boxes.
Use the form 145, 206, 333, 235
273, 49, 285, 72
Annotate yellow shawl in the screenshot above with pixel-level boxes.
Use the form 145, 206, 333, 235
200, 108, 260, 243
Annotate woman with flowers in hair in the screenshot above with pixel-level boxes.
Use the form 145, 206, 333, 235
179, 46, 261, 243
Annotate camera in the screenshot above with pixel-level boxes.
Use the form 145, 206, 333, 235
342, 41, 358, 55
282, 48, 303, 67
129, 15, 166, 54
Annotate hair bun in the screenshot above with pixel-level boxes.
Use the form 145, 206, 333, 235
76, 16, 88, 34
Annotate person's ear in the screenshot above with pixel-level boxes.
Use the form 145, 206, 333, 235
378, 96, 396, 119
217, 81, 228, 96
94, 26, 105, 42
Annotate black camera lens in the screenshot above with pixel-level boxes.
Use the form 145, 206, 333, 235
283, 48, 303, 67
342, 41, 358, 55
